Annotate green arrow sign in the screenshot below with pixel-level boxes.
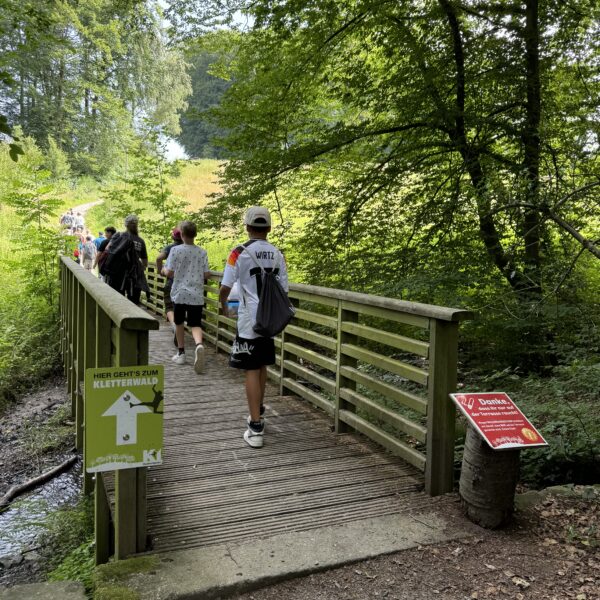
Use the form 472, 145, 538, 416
84, 365, 164, 472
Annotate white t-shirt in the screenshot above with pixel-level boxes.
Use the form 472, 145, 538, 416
222, 239, 289, 339
166, 244, 209, 305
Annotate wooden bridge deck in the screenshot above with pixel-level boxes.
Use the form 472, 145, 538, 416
143, 320, 436, 554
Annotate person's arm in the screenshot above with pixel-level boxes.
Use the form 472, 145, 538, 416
140, 239, 148, 269
164, 248, 176, 279
219, 285, 232, 318
155, 250, 167, 274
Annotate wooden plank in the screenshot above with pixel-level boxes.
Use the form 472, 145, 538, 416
341, 300, 430, 329
339, 366, 427, 415
338, 410, 426, 472
282, 342, 336, 372
425, 319, 458, 496
294, 308, 337, 329
341, 344, 428, 386
282, 360, 336, 394
280, 377, 334, 415
289, 289, 339, 308
217, 315, 237, 327
339, 387, 427, 443
341, 321, 429, 358
285, 325, 337, 351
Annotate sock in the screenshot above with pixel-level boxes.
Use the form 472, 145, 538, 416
178, 348, 185, 355
249, 419, 264, 432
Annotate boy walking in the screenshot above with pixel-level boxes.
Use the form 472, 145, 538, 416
218, 207, 289, 448
164, 220, 210, 374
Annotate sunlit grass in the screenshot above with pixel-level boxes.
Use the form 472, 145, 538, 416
169, 159, 223, 210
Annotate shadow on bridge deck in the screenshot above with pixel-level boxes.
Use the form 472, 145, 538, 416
143, 320, 449, 554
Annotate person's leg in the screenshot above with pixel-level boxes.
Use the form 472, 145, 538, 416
245, 369, 263, 422
172, 304, 186, 364
187, 306, 204, 374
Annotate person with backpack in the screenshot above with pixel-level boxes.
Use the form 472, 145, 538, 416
156, 228, 184, 346
94, 226, 116, 279
81, 235, 97, 271
164, 221, 210, 373
218, 206, 291, 448
103, 215, 149, 305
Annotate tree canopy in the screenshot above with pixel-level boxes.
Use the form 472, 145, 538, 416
0, 0, 191, 176
174, 1, 599, 301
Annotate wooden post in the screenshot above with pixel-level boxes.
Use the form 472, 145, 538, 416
335, 302, 358, 434
69, 274, 77, 418
113, 327, 147, 559
115, 469, 137, 560
95, 472, 111, 565
96, 307, 111, 368
425, 319, 459, 496
280, 297, 300, 396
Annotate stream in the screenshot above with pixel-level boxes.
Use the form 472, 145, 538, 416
0, 461, 82, 559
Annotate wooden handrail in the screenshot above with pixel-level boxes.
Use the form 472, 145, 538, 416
204, 270, 473, 322
60, 257, 159, 331
60, 256, 158, 565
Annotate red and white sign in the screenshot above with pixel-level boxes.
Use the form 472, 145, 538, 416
450, 392, 548, 450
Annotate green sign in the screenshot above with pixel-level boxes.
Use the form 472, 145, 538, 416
84, 365, 164, 473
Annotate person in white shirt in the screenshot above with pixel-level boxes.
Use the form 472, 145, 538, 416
164, 220, 210, 374
219, 206, 289, 448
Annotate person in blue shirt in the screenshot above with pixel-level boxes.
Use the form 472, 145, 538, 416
94, 231, 106, 250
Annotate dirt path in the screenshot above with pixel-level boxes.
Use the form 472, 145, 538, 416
70, 199, 103, 216
235, 491, 599, 600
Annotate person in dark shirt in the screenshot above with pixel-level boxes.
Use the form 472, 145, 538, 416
106, 215, 149, 305
156, 228, 183, 345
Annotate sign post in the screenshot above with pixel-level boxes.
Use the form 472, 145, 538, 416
451, 391, 547, 528
84, 365, 164, 472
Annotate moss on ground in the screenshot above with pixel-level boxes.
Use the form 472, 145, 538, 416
94, 555, 159, 599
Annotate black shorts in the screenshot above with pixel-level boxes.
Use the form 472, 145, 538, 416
229, 335, 275, 370
173, 303, 203, 327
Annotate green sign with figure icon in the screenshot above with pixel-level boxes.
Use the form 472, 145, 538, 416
84, 365, 164, 472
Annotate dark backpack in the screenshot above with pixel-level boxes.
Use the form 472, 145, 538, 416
243, 244, 295, 337
100, 232, 133, 278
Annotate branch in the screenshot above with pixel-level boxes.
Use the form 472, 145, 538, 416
552, 180, 600, 212
0, 456, 78, 512
545, 209, 600, 260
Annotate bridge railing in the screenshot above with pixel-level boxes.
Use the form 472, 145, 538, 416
59, 257, 159, 564
144, 264, 472, 496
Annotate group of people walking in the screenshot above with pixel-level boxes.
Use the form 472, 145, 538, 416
70, 206, 287, 449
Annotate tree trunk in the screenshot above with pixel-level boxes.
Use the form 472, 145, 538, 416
459, 425, 520, 528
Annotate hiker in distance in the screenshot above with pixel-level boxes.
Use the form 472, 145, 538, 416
156, 227, 184, 346
219, 206, 290, 449
163, 220, 210, 374
102, 214, 149, 305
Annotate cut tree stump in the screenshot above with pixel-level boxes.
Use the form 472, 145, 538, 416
459, 425, 520, 528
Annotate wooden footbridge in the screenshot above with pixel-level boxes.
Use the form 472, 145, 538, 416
59, 258, 471, 564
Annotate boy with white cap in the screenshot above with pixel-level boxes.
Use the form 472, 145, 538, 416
219, 206, 289, 448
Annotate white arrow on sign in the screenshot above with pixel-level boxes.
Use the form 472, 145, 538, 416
102, 390, 152, 446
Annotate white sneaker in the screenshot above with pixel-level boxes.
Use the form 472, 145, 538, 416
194, 344, 205, 374
172, 352, 185, 365
243, 424, 264, 448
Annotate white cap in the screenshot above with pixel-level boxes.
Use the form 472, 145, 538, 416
243, 206, 271, 228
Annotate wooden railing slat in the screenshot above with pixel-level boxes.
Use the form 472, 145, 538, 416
341, 321, 429, 357
341, 344, 428, 386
